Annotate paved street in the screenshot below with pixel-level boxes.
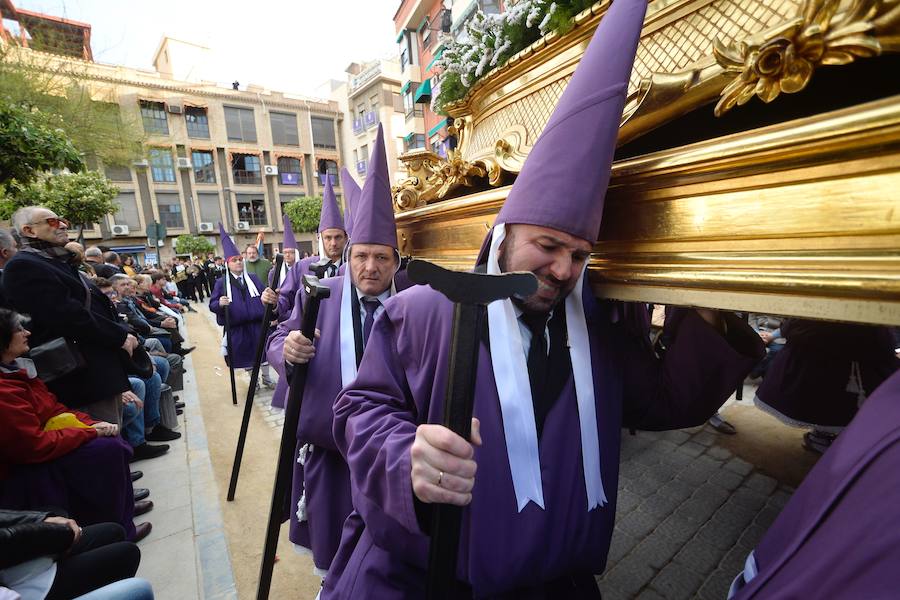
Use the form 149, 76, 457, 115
598, 422, 800, 600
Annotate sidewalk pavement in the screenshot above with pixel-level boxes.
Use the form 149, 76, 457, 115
134, 315, 238, 600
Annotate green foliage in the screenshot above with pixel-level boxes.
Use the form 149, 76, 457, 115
0, 170, 119, 227
282, 196, 323, 233
174, 234, 215, 256
434, 0, 599, 115
0, 45, 144, 167
0, 97, 83, 185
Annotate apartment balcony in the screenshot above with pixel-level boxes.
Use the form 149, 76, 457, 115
353, 118, 365, 136
364, 111, 378, 129
232, 169, 262, 185
356, 160, 368, 176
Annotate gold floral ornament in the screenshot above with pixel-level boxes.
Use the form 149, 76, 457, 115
713, 0, 887, 116
391, 149, 488, 211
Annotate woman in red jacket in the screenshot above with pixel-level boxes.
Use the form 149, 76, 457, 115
0, 309, 145, 542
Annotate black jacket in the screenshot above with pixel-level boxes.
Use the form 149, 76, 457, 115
0, 509, 73, 569
3, 250, 131, 407
93, 263, 122, 279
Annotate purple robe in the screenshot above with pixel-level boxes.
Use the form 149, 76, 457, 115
209, 272, 266, 370
323, 286, 763, 598
0, 436, 136, 540
266, 272, 413, 570
733, 368, 900, 599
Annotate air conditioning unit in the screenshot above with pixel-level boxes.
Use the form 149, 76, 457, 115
176, 157, 192, 169
111, 224, 130, 236
132, 159, 149, 167
166, 103, 184, 114
236, 221, 250, 231
264, 165, 279, 176
198, 222, 214, 233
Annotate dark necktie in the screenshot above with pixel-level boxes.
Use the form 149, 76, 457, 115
362, 298, 380, 346
522, 312, 551, 437
327, 262, 337, 277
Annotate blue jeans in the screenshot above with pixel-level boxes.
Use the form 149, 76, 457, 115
73, 577, 154, 600
151, 354, 170, 384
122, 381, 145, 447
128, 373, 162, 432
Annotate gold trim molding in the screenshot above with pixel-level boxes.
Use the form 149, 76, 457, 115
395, 97, 900, 325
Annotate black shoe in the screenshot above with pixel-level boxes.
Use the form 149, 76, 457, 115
708, 414, 737, 435
176, 346, 195, 356
130, 470, 143, 482
134, 500, 154, 517
134, 487, 150, 502
187, 306, 198, 313
130, 443, 169, 463
176, 408, 184, 416
146, 426, 181, 442
175, 402, 185, 409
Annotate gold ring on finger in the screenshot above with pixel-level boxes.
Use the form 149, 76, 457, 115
437, 471, 443, 487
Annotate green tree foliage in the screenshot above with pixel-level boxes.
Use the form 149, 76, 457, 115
0, 97, 83, 185
0, 45, 144, 167
174, 234, 215, 256
0, 171, 119, 233
282, 196, 323, 233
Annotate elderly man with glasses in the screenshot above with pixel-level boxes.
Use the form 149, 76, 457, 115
1, 206, 138, 429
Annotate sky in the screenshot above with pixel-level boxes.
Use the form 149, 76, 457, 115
15, 0, 400, 98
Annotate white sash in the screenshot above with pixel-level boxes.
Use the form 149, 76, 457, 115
221, 270, 261, 356
486, 224, 606, 512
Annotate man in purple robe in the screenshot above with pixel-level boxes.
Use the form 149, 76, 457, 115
323, 1, 763, 597
275, 175, 355, 322
730, 368, 900, 598
209, 224, 276, 373
266, 125, 412, 578
268, 174, 359, 410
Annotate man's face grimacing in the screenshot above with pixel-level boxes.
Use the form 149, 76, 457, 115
283, 248, 297, 267
349, 243, 397, 297
498, 223, 592, 314
321, 228, 347, 262
227, 256, 244, 274
23, 208, 69, 246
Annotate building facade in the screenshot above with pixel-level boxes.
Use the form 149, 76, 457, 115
2, 5, 344, 263
339, 59, 407, 185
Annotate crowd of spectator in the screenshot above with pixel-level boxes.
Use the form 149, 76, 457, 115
0, 206, 217, 599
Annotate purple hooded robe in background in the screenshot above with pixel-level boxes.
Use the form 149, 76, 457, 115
323, 283, 762, 598
209, 272, 266, 369
732, 368, 900, 599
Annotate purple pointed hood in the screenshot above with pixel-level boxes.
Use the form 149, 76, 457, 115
340, 166, 361, 238
493, 0, 648, 244
351, 124, 397, 249
219, 222, 240, 260
282, 213, 297, 250
318, 175, 345, 234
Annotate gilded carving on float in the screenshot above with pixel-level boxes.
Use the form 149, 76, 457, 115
714, 0, 899, 116
392, 118, 487, 211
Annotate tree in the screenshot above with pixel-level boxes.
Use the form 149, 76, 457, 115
282, 196, 323, 233
174, 234, 215, 257
0, 97, 83, 185
0, 170, 119, 237
0, 45, 144, 167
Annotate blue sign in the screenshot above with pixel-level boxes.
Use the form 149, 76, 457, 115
281, 172, 300, 185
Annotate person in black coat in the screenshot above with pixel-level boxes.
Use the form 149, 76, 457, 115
0, 228, 18, 309
2, 206, 138, 427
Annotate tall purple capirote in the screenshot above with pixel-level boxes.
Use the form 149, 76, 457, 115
340, 166, 361, 238
319, 174, 346, 234
350, 124, 398, 249
218, 222, 241, 260
494, 0, 648, 243
282, 213, 298, 250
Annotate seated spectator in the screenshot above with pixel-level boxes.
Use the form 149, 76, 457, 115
93, 252, 123, 279
121, 256, 138, 277
0, 509, 152, 600
3, 207, 136, 428
82, 246, 103, 272
0, 229, 18, 309
109, 275, 191, 356
0, 309, 149, 542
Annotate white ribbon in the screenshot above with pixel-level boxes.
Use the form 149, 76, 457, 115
486, 224, 605, 512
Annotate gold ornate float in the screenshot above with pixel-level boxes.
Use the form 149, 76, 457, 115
392, 0, 900, 325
